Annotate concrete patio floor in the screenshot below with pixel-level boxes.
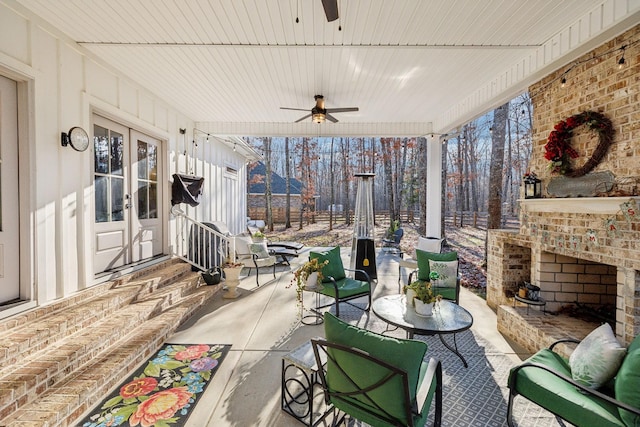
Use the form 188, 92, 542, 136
169, 247, 534, 427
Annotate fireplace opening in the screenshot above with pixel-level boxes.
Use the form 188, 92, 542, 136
557, 302, 616, 327
538, 251, 617, 316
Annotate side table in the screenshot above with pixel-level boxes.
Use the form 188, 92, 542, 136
514, 295, 546, 314
301, 285, 323, 325
281, 340, 333, 426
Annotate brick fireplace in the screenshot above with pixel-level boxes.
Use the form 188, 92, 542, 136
486, 25, 640, 355
487, 197, 640, 354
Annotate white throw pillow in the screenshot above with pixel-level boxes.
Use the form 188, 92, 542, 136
569, 323, 626, 389
428, 259, 458, 288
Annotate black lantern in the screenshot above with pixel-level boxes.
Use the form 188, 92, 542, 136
523, 172, 542, 199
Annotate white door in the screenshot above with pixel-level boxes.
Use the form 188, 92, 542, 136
93, 117, 130, 273
0, 75, 20, 303
93, 116, 163, 274
130, 130, 163, 262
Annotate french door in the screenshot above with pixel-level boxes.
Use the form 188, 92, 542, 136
92, 116, 163, 274
0, 75, 20, 303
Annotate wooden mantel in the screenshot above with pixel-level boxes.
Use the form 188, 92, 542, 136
519, 197, 639, 215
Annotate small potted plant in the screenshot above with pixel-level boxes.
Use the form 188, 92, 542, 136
289, 258, 329, 306
252, 230, 265, 242
218, 241, 244, 299
406, 280, 442, 316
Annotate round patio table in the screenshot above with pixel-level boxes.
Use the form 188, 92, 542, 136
372, 294, 474, 367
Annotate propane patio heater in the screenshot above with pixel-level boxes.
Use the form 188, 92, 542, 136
350, 173, 377, 280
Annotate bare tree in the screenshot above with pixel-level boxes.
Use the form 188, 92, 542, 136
284, 137, 292, 229
329, 137, 335, 231
264, 137, 274, 232
487, 103, 509, 230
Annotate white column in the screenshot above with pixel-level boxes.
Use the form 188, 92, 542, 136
425, 134, 442, 238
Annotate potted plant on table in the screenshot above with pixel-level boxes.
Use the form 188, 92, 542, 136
289, 258, 329, 307
406, 278, 442, 317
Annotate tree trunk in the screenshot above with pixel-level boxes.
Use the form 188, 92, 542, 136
416, 137, 427, 235
381, 138, 396, 224
487, 102, 508, 231
264, 137, 274, 232
329, 137, 335, 231
284, 137, 291, 229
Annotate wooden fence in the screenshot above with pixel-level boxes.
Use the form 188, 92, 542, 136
248, 209, 519, 229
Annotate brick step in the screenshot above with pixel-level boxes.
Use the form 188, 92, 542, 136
0, 259, 188, 336
0, 286, 217, 426
0, 260, 194, 366
0, 270, 212, 422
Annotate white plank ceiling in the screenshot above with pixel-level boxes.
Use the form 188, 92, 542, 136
11, 0, 640, 136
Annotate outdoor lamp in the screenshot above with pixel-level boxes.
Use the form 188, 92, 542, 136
523, 172, 542, 199
61, 126, 90, 152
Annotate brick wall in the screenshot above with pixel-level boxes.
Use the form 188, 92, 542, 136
488, 25, 640, 348
528, 24, 640, 190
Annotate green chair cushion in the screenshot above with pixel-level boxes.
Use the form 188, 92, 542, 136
511, 349, 624, 427
432, 285, 457, 302
317, 278, 370, 298
324, 312, 428, 426
310, 246, 346, 282
416, 250, 457, 281
615, 338, 640, 426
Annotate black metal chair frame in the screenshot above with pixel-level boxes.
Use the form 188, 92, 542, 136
311, 338, 442, 427
382, 228, 404, 251
314, 268, 372, 318
243, 253, 276, 286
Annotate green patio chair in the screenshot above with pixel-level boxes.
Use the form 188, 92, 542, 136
311, 312, 442, 427
309, 246, 372, 318
408, 250, 460, 304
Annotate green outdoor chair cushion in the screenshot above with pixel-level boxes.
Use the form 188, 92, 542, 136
615, 334, 640, 426
416, 250, 457, 281
317, 277, 370, 299
432, 285, 457, 302
324, 312, 428, 426
310, 246, 346, 282
511, 348, 623, 427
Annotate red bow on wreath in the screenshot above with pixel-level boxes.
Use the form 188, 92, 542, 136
543, 111, 614, 177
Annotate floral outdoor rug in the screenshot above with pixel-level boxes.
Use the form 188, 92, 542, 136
80, 343, 231, 427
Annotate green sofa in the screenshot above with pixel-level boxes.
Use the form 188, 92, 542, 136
507, 334, 640, 427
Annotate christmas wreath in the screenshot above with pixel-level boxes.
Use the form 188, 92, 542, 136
544, 111, 614, 177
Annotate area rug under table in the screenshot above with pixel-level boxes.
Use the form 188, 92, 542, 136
80, 343, 231, 427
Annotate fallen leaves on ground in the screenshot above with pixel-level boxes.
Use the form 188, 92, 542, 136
266, 219, 509, 292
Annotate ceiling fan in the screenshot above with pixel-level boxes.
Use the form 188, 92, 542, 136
281, 95, 359, 123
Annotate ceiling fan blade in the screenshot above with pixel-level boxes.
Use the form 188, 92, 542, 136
326, 107, 359, 113
294, 114, 312, 123
321, 0, 339, 22
281, 107, 310, 112
325, 113, 339, 123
